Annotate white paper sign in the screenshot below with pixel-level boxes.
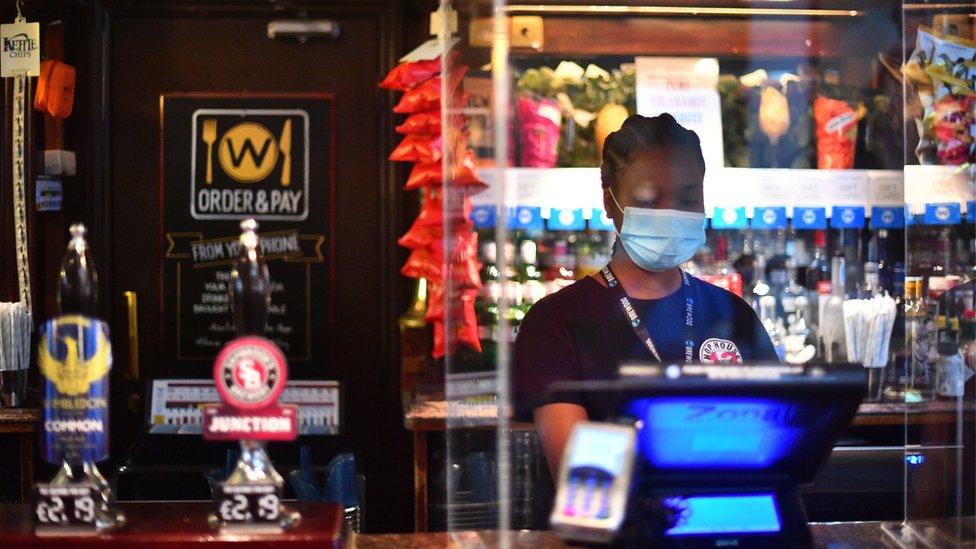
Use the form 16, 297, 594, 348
400, 37, 459, 63
0, 21, 40, 77
867, 170, 904, 206
904, 164, 975, 214
635, 57, 724, 174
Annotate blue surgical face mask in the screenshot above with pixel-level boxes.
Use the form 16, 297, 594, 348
609, 189, 706, 272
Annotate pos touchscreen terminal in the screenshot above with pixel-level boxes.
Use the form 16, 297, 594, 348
548, 363, 867, 548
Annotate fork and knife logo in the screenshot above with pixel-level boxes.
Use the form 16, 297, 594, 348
202, 117, 292, 186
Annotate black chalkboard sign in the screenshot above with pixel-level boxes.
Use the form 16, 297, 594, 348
161, 94, 334, 372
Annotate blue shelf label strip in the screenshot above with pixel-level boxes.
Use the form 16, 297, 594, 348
792, 207, 827, 230
753, 207, 788, 229
471, 205, 496, 228
870, 206, 904, 229
923, 203, 961, 225
510, 206, 545, 231
711, 207, 748, 229
476, 199, 968, 231
590, 209, 616, 231
830, 206, 865, 229
548, 208, 586, 231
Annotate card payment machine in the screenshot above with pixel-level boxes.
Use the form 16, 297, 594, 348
549, 363, 867, 547
550, 422, 636, 543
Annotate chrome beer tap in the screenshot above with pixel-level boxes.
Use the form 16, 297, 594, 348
209, 218, 299, 531
48, 223, 124, 530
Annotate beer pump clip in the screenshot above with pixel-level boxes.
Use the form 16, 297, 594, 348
550, 422, 637, 544
34, 224, 125, 535
203, 219, 300, 533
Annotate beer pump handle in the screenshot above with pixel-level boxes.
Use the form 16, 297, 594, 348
57, 223, 98, 316
230, 218, 271, 336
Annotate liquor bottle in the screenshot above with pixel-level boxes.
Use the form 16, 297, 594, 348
927, 228, 952, 300
905, 276, 937, 402
779, 258, 808, 331
748, 253, 771, 313
576, 231, 611, 278
935, 340, 967, 399
819, 254, 847, 363
909, 227, 935, 293
862, 262, 881, 297
544, 240, 577, 295
759, 295, 786, 361
709, 236, 744, 297
732, 230, 756, 288
476, 295, 499, 368
480, 241, 500, 291
872, 228, 896, 295
518, 240, 546, 311
475, 242, 500, 364
792, 230, 811, 271
767, 255, 788, 317
805, 230, 831, 326
500, 282, 525, 343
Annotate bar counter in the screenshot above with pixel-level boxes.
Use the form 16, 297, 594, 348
352, 522, 892, 547
0, 505, 899, 547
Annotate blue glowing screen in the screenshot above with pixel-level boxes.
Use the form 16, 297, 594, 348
665, 494, 781, 536
626, 397, 816, 470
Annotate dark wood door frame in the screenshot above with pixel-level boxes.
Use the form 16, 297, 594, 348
80, 0, 412, 532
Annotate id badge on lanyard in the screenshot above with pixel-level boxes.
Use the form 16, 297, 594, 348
600, 266, 698, 363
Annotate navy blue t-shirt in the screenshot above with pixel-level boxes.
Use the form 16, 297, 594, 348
513, 273, 779, 421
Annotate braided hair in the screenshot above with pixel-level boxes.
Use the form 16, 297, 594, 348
600, 113, 706, 190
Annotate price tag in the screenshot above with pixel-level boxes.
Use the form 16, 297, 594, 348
33, 483, 99, 528
215, 484, 282, 524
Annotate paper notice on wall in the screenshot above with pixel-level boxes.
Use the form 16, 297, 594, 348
0, 20, 40, 77
635, 57, 724, 174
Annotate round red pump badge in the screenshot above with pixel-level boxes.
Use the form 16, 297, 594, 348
213, 336, 287, 410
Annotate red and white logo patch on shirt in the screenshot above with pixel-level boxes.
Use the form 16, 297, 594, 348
699, 338, 742, 364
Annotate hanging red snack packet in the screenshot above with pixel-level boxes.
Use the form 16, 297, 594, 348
431, 231, 481, 290
389, 134, 438, 163
417, 189, 474, 229
396, 110, 442, 135
404, 149, 484, 190
378, 51, 460, 91
447, 148, 485, 188
432, 321, 446, 358
813, 96, 860, 169
451, 254, 482, 290
391, 130, 472, 164
393, 66, 469, 114
425, 282, 446, 322
398, 217, 440, 250
457, 289, 482, 353
429, 297, 482, 357
401, 248, 442, 283
405, 162, 441, 189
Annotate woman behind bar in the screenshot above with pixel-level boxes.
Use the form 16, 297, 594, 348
513, 113, 779, 479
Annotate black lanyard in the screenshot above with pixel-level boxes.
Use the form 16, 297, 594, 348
600, 265, 699, 363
